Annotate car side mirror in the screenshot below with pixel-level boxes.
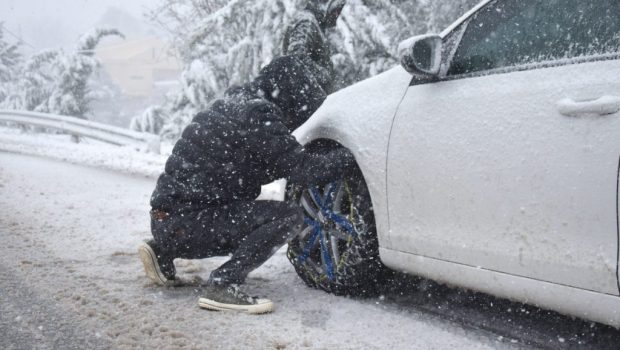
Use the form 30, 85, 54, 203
398, 34, 443, 77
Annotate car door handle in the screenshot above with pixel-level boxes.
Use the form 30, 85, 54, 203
557, 95, 620, 117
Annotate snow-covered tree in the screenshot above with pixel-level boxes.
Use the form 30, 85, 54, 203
427, 0, 479, 32
1, 28, 124, 120
0, 23, 21, 104
143, 0, 306, 139
328, 0, 478, 86
37, 29, 125, 119
4, 50, 59, 111
329, 0, 431, 87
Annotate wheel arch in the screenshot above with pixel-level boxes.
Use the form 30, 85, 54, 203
292, 65, 414, 256
299, 136, 392, 251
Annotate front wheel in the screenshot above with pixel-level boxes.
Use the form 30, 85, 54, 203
286, 165, 384, 296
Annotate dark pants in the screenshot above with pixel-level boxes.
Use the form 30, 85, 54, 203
151, 200, 303, 285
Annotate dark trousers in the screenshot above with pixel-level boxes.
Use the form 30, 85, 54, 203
151, 200, 303, 285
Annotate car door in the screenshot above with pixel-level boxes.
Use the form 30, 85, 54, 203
387, 0, 620, 294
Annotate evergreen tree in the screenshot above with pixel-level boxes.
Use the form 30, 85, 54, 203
38, 29, 125, 119
0, 23, 21, 104
153, 0, 305, 139
8, 51, 59, 111
1, 28, 124, 119
328, 0, 430, 88
427, 0, 480, 32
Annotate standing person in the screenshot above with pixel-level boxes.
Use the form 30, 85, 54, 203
139, 0, 348, 314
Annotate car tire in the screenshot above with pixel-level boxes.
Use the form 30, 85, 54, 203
286, 160, 385, 296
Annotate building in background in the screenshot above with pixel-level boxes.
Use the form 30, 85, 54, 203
96, 37, 181, 98
91, 36, 181, 127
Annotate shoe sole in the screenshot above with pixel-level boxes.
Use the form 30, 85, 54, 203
138, 243, 172, 286
198, 298, 274, 315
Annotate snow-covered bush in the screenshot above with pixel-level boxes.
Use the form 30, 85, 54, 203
130, 106, 167, 135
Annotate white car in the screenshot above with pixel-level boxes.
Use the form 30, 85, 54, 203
286, 0, 620, 328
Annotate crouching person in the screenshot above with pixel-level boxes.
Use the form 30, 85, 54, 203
139, 0, 348, 314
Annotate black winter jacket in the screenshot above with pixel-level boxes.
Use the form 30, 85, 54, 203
151, 56, 353, 213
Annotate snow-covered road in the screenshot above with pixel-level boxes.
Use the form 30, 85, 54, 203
0, 151, 514, 349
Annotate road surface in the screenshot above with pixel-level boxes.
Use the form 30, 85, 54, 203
1, 151, 618, 349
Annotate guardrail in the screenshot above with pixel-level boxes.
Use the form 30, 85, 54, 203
0, 110, 160, 154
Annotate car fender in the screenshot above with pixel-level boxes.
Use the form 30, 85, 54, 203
293, 65, 412, 247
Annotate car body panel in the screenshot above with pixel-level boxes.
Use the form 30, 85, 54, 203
293, 0, 620, 328
386, 58, 620, 295
294, 66, 412, 248
380, 247, 620, 328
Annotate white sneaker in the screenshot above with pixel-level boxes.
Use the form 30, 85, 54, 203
138, 241, 177, 286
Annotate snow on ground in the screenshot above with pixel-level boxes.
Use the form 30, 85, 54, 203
0, 128, 512, 349
0, 126, 168, 178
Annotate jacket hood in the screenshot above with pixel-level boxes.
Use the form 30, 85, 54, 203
255, 55, 327, 130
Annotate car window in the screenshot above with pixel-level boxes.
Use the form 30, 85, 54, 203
448, 0, 620, 76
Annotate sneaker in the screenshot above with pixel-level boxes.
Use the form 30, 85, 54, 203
138, 240, 177, 286
198, 284, 274, 314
